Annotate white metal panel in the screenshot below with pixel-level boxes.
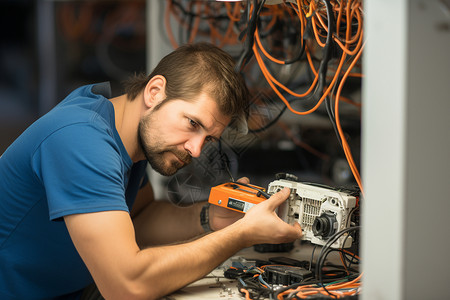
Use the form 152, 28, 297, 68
362, 0, 450, 299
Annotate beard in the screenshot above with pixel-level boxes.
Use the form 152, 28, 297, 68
138, 112, 192, 176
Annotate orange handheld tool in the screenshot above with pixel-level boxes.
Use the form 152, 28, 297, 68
208, 182, 269, 213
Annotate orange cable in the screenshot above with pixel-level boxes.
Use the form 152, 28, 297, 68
311, 0, 364, 55
240, 288, 252, 300
164, 0, 179, 49
333, 94, 362, 108
225, 1, 241, 22
305, 0, 316, 18
254, 29, 320, 98
342, 249, 360, 260
187, 1, 202, 44
306, 45, 318, 77
255, 28, 286, 65
311, 16, 326, 48
336, 0, 344, 39
219, 3, 240, 47
334, 42, 365, 196
253, 40, 348, 116
253, 0, 365, 192
289, 0, 306, 39
346, 4, 363, 45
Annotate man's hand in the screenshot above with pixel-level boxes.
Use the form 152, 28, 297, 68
209, 177, 249, 231
208, 177, 303, 247
238, 187, 303, 247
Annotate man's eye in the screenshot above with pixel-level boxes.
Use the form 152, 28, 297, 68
189, 119, 198, 128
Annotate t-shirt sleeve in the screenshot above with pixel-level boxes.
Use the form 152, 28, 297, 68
33, 122, 129, 221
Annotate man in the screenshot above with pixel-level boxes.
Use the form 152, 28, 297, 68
0, 43, 302, 299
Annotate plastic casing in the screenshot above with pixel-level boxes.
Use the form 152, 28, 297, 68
208, 182, 267, 213
267, 179, 357, 248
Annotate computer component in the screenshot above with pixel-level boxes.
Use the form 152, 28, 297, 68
267, 179, 358, 248
268, 256, 310, 269
263, 265, 313, 285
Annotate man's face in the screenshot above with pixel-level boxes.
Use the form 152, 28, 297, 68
138, 93, 231, 176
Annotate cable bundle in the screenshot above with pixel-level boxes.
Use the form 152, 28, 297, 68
164, 0, 365, 194
235, 227, 361, 299
164, 0, 245, 48
251, 0, 364, 194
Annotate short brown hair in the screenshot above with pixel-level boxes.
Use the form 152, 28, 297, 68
123, 43, 249, 130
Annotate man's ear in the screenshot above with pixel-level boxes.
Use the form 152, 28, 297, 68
143, 75, 167, 109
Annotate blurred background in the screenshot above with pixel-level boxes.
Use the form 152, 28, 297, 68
0, 0, 363, 202
0, 0, 147, 153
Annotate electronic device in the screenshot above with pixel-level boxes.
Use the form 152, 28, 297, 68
263, 265, 313, 285
208, 182, 269, 213
267, 179, 358, 248
209, 178, 358, 249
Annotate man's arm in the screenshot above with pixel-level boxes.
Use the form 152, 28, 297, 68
130, 182, 206, 246
133, 198, 205, 246
131, 178, 249, 247
64, 188, 301, 300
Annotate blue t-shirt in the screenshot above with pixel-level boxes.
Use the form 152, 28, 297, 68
0, 82, 147, 299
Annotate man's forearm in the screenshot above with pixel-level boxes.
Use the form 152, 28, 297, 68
133, 200, 206, 247
130, 219, 247, 299
67, 210, 250, 300
68, 188, 301, 300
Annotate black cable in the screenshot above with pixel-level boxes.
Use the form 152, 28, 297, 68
256, 8, 306, 65
170, 0, 230, 21
229, 181, 270, 199
217, 139, 235, 182
338, 250, 360, 272
273, 279, 322, 300
274, 0, 335, 110
283, 9, 307, 65
172, 0, 239, 45
309, 244, 317, 271
341, 234, 354, 268
325, 52, 362, 153
318, 283, 339, 298
315, 226, 361, 283
325, 94, 343, 148
238, 275, 272, 299
284, 41, 306, 65
321, 251, 360, 274
235, 0, 266, 72
247, 63, 320, 134
312, 0, 335, 99
284, 6, 309, 65
257, 14, 279, 39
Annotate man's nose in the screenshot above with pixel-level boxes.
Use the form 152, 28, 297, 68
184, 135, 205, 158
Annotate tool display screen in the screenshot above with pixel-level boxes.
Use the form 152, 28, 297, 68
227, 198, 245, 212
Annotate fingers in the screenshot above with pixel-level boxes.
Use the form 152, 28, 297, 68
292, 222, 303, 239
279, 221, 303, 242
265, 187, 290, 211
236, 177, 250, 184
